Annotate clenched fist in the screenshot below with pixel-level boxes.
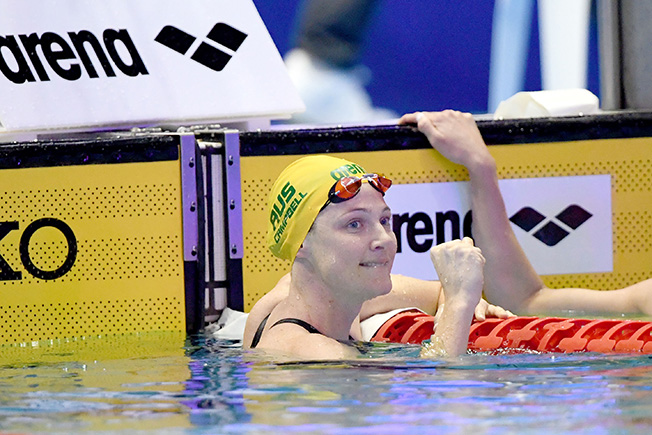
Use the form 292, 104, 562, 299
430, 237, 485, 308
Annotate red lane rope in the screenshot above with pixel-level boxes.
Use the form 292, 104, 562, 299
370, 311, 652, 353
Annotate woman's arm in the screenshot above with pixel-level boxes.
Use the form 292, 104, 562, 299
522, 279, 652, 316
421, 238, 485, 357
400, 111, 652, 318
399, 111, 545, 313
359, 274, 442, 319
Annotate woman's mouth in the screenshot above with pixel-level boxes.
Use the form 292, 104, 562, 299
359, 261, 388, 268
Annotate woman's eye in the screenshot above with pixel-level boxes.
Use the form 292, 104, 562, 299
380, 216, 391, 226
347, 220, 361, 229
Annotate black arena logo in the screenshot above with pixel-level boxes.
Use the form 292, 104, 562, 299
510, 205, 592, 246
0, 29, 148, 84
0, 218, 77, 281
155, 23, 247, 72
393, 210, 473, 253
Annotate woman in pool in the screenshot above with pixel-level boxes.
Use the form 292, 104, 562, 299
252, 151, 485, 359
246, 110, 516, 357
245, 109, 652, 353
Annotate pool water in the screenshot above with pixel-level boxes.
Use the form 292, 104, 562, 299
2, 333, 652, 434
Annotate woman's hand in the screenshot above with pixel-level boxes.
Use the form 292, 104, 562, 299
429, 237, 485, 308
422, 238, 486, 358
399, 110, 492, 171
473, 298, 515, 321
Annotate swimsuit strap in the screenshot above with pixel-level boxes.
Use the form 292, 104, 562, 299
271, 317, 322, 334
271, 317, 355, 342
250, 313, 271, 349
252, 315, 358, 350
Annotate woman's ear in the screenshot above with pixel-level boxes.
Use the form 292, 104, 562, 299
295, 244, 305, 259
294, 242, 308, 260
294, 231, 313, 260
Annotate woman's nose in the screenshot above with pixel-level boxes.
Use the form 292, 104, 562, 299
370, 224, 396, 251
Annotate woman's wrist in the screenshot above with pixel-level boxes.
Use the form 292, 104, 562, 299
465, 151, 497, 178
441, 294, 478, 316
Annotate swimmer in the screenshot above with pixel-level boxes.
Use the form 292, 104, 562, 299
245, 109, 652, 353
249, 154, 486, 359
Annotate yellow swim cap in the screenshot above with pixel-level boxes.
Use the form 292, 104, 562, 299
266, 155, 367, 260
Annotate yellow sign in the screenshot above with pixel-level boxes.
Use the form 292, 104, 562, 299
0, 159, 187, 345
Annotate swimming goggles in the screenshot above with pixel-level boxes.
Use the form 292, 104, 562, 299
323, 173, 392, 208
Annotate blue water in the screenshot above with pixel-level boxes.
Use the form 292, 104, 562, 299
2, 334, 652, 434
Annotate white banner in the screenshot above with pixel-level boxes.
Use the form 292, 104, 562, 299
0, 0, 304, 132
385, 175, 613, 280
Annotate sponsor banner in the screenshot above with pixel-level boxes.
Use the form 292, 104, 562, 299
385, 175, 612, 280
0, 0, 304, 132
0, 157, 187, 343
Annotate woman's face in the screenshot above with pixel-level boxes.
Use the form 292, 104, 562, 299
300, 184, 397, 301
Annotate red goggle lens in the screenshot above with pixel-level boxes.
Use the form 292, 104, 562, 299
328, 174, 392, 204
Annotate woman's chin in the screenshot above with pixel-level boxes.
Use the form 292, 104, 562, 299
374, 277, 393, 296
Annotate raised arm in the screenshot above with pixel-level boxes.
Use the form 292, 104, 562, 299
422, 237, 484, 357
399, 110, 652, 319
399, 110, 545, 313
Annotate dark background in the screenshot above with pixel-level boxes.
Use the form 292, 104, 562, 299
253, 0, 601, 115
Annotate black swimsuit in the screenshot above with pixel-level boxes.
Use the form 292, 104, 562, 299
250, 313, 355, 349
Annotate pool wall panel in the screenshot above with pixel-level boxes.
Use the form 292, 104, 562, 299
0, 136, 191, 345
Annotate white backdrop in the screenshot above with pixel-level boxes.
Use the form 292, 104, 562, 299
0, 0, 304, 132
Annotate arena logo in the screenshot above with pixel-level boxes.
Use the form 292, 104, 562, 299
0, 22, 247, 84
154, 22, 248, 72
0, 218, 77, 281
392, 210, 473, 253
509, 204, 593, 246
0, 29, 148, 84
392, 204, 592, 254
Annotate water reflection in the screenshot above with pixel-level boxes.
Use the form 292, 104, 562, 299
3, 335, 652, 434
0, 332, 192, 433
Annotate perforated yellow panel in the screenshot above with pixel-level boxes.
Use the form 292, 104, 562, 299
0, 160, 186, 344
240, 137, 652, 311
